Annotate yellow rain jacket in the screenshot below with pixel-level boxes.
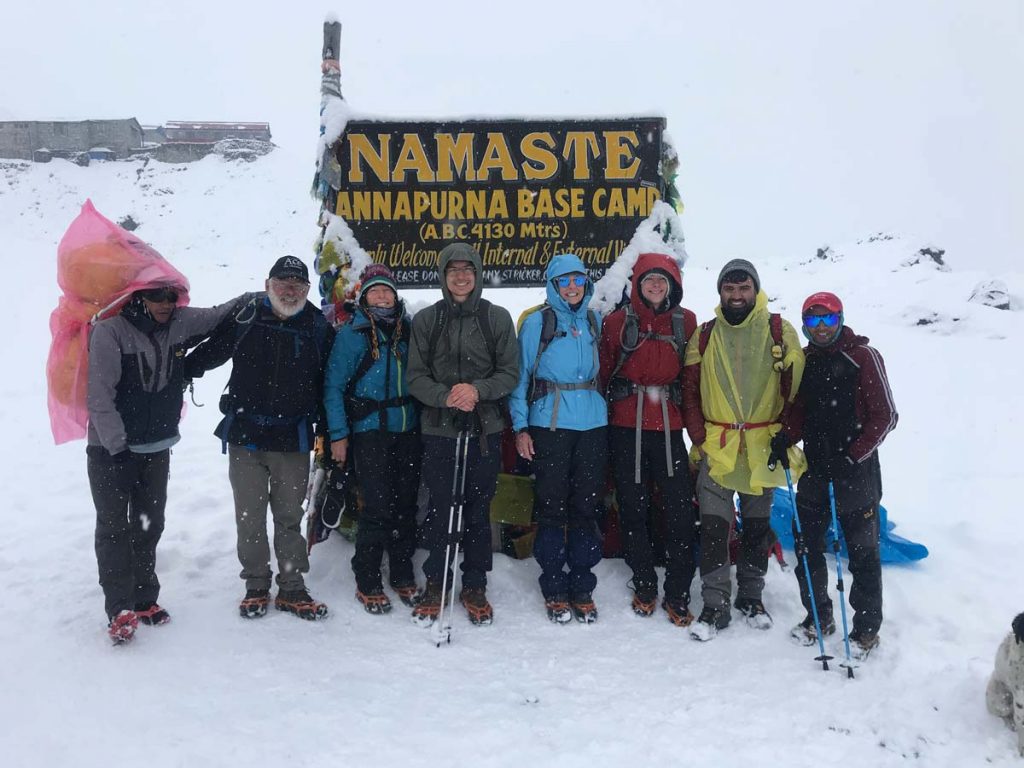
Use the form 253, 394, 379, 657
684, 291, 806, 495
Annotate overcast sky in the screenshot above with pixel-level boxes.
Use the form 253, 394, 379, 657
2, 0, 1020, 271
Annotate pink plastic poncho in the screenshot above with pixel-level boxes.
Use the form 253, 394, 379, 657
47, 200, 191, 444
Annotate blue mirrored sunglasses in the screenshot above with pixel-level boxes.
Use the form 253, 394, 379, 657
556, 275, 587, 288
803, 313, 841, 328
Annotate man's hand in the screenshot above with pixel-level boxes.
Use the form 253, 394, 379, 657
445, 383, 480, 412
767, 433, 790, 471
330, 437, 349, 466
515, 431, 535, 460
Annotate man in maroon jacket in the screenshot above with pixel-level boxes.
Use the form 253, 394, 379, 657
599, 253, 698, 626
770, 291, 898, 658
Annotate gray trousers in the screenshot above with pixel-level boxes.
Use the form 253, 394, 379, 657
228, 446, 310, 591
696, 460, 773, 611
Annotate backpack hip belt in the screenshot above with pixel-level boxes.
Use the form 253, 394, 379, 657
530, 378, 600, 431
707, 419, 776, 449
631, 384, 676, 484
608, 377, 682, 405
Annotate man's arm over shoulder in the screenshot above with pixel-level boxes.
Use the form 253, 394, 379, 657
848, 344, 898, 462
87, 321, 128, 454
472, 306, 519, 401
174, 291, 260, 344
406, 307, 450, 408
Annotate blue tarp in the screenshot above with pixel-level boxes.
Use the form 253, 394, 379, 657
770, 488, 928, 564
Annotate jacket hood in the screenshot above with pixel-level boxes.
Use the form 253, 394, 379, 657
806, 324, 869, 354
630, 253, 683, 314
545, 253, 593, 313
438, 243, 484, 310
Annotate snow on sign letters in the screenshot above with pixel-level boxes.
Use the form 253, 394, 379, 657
332, 119, 669, 287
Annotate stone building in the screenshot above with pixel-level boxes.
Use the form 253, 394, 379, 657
0, 118, 143, 160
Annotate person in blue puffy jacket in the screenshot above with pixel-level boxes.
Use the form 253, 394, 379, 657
510, 253, 608, 624
323, 264, 420, 615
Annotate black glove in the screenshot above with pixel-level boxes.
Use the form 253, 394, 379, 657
827, 455, 856, 480
767, 433, 790, 470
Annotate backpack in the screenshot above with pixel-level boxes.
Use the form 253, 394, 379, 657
697, 313, 792, 401
231, 297, 331, 362
527, 303, 600, 403
607, 304, 689, 388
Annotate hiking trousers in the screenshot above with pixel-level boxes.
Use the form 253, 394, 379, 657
88, 446, 169, 619
422, 432, 501, 591
609, 426, 697, 602
795, 473, 883, 635
228, 446, 310, 592
530, 426, 606, 598
351, 430, 421, 592
696, 459, 773, 611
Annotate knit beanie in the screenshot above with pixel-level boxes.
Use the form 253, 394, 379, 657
717, 259, 760, 294
358, 264, 398, 305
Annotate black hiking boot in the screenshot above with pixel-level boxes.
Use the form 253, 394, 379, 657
849, 629, 880, 660
734, 597, 773, 630
391, 580, 420, 607
274, 588, 328, 621
239, 588, 270, 619
689, 606, 731, 642
570, 592, 598, 624
411, 580, 444, 627
459, 587, 494, 626
107, 609, 138, 645
662, 596, 694, 628
356, 587, 392, 615
790, 612, 836, 646
134, 602, 171, 626
545, 594, 572, 624
631, 587, 657, 617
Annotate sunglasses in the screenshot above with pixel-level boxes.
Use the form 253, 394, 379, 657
140, 288, 179, 303
803, 313, 841, 328
556, 275, 587, 288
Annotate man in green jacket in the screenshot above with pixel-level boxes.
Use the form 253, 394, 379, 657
407, 243, 519, 626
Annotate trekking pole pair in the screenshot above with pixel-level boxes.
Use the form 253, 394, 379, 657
432, 425, 471, 647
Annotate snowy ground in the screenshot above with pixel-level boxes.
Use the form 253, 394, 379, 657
2, 149, 1022, 766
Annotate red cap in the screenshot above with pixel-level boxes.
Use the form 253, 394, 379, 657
802, 291, 843, 314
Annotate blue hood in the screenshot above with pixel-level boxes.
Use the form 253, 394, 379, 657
544, 253, 592, 313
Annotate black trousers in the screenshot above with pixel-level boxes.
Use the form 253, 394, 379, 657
87, 446, 169, 619
422, 432, 501, 590
794, 474, 883, 635
351, 430, 421, 592
609, 426, 697, 602
530, 426, 607, 598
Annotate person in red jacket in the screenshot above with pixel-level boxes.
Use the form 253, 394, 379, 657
599, 252, 698, 625
770, 291, 897, 658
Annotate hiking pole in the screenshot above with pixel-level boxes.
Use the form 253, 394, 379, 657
434, 427, 471, 647
784, 468, 832, 671
828, 481, 855, 678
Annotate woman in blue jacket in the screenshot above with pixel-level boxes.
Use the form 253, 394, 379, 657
323, 265, 419, 614
510, 253, 608, 624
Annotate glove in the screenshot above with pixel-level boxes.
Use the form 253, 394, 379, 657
827, 455, 856, 479
767, 433, 790, 470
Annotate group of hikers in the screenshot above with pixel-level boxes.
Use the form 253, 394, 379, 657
85, 245, 897, 655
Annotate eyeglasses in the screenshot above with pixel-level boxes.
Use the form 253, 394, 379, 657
445, 266, 476, 276
140, 288, 179, 303
556, 275, 587, 289
803, 313, 841, 328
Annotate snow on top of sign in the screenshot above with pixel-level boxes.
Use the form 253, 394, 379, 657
590, 200, 688, 315
321, 210, 372, 285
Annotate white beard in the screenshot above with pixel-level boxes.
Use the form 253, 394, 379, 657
268, 291, 305, 318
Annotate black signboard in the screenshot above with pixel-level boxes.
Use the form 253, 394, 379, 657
332, 118, 667, 287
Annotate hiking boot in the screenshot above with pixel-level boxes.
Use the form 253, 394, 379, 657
790, 613, 836, 646
274, 589, 329, 621
849, 629, 880, 660
356, 588, 392, 615
134, 602, 171, 626
108, 610, 138, 645
391, 581, 420, 608
460, 587, 494, 626
411, 580, 444, 627
662, 597, 694, 628
734, 597, 773, 630
571, 592, 598, 624
689, 606, 731, 642
545, 594, 572, 624
632, 588, 657, 617
239, 589, 270, 619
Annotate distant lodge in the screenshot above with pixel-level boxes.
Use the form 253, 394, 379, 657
0, 119, 272, 163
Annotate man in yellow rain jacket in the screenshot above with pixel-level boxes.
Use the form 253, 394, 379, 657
682, 259, 805, 641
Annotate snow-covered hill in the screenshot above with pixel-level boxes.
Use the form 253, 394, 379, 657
2, 148, 1023, 767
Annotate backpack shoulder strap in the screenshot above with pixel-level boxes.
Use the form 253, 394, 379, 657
530, 305, 558, 377
586, 308, 600, 342
426, 300, 448, 364
698, 317, 716, 357
343, 328, 378, 403
669, 307, 687, 368
769, 312, 784, 346
608, 305, 640, 383
475, 298, 498, 368
768, 312, 793, 401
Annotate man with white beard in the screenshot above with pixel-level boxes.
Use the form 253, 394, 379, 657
185, 256, 335, 621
